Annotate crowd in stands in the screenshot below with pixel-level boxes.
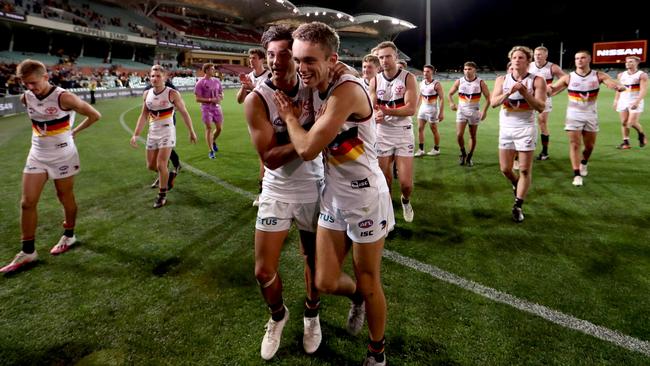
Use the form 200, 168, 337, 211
0, 63, 22, 95
0, 60, 201, 96
154, 23, 196, 47
155, 15, 262, 45
3, 0, 271, 55
1, 61, 136, 95
155, 5, 240, 26
4, 0, 153, 37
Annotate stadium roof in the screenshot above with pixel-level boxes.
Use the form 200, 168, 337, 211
266, 8, 415, 37
261, 6, 354, 28
336, 13, 416, 36
101, 0, 416, 36
105, 0, 300, 25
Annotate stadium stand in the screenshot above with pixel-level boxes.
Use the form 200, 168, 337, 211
0, 0, 417, 105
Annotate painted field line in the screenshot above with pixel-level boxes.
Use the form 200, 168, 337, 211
383, 249, 649, 356
120, 105, 649, 357
119, 106, 254, 200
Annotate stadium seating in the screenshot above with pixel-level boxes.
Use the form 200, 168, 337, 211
0, 51, 59, 65
218, 64, 253, 76
12, 0, 157, 38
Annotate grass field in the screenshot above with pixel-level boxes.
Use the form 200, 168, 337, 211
1, 82, 649, 365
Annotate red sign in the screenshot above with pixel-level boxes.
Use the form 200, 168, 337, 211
592, 40, 647, 64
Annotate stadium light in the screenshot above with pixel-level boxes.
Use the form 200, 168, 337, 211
293, 8, 298, 13
349, 16, 354, 22
373, 19, 379, 23
276, 0, 284, 3
391, 19, 399, 24
337, 13, 343, 18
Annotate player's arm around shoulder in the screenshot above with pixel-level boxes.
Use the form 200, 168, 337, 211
60, 91, 101, 137
333, 61, 360, 79
276, 81, 366, 161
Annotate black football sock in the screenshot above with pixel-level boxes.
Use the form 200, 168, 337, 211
22, 239, 35, 254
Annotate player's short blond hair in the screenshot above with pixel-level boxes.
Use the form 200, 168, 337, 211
508, 46, 533, 61
16, 59, 47, 78
534, 46, 549, 54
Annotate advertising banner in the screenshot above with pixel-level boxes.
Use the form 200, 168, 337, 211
592, 40, 647, 64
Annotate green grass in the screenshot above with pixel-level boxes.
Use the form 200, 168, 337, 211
0, 84, 649, 365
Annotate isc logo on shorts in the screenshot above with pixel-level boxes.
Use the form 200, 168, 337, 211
257, 217, 278, 225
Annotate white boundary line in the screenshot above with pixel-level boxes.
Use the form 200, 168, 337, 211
383, 250, 650, 356
119, 106, 650, 357
119, 107, 254, 200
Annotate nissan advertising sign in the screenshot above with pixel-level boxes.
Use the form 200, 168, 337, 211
593, 40, 647, 64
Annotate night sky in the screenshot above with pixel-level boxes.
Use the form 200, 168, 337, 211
302, 0, 647, 70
